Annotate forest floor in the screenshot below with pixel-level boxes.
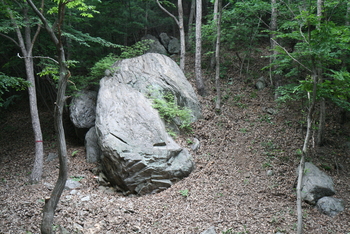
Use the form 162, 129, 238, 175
0, 54, 350, 234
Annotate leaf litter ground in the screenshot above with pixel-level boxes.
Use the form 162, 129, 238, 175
0, 65, 349, 234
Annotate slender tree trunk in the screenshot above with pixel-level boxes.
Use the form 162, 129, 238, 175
195, 0, 206, 96
270, 0, 278, 87
178, 0, 186, 71
210, 0, 219, 69
297, 73, 318, 234
26, 57, 44, 184
186, 0, 196, 50
26, 1, 69, 233
316, 0, 325, 146
4, 1, 44, 184
156, 0, 186, 71
214, 0, 222, 110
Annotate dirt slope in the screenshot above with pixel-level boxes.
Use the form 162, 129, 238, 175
0, 66, 349, 234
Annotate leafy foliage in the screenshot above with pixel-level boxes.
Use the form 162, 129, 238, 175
149, 89, 193, 131
0, 72, 29, 108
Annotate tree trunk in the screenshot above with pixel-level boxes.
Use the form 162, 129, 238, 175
315, 0, 325, 146
5, 1, 44, 184
156, 0, 186, 71
195, 0, 206, 96
296, 71, 318, 234
214, 0, 222, 110
26, 1, 69, 233
178, 0, 186, 71
26, 57, 44, 184
210, 0, 219, 69
270, 0, 278, 87
186, 0, 196, 50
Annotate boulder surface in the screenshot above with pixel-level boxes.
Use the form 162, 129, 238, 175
96, 54, 198, 194
299, 162, 335, 204
109, 53, 201, 124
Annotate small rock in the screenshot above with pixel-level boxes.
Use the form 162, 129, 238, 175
73, 223, 83, 231
255, 77, 266, 90
267, 170, 274, 176
65, 179, 82, 190
201, 226, 217, 234
59, 226, 70, 234
81, 195, 90, 202
191, 138, 200, 151
43, 182, 54, 190
316, 196, 345, 217
244, 172, 250, 178
266, 108, 277, 115
46, 152, 58, 162
70, 189, 79, 195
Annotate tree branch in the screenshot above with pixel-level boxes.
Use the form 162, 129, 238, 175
26, 0, 59, 46
156, 0, 180, 26
0, 33, 19, 47
17, 53, 59, 64
270, 38, 312, 73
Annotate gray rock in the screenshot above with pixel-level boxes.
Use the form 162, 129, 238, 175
65, 179, 82, 190
191, 138, 200, 151
316, 196, 345, 217
109, 53, 202, 125
43, 182, 54, 190
81, 195, 90, 202
201, 226, 217, 234
141, 34, 167, 55
159, 32, 170, 48
255, 76, 266, 90
70, 90, 97, 129
46, 152, 58, 162
59, 226, 70, 234
96, 81, 195, 195
267, 170, 274, 176
85, 126, 101, 163
298, 162, 335, 204
168, 37, 180, 54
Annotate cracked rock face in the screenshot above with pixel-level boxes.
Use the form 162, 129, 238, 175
96, 61, 196, 194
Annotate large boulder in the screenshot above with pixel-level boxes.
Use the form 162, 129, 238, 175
109, 53, 201, 126
96, 80, 195, 195
70, 90, 97, 129
298, 162, 336, 204
141, 34, 167, 55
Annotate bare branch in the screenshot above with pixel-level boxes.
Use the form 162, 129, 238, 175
156, 0, 180, 26
270, 38, 312, 72
26, 0, 59, 46
0, 33, 19, 47
17, 53, 59, 64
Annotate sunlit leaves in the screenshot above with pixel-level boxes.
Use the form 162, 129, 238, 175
47, 0, 99, 18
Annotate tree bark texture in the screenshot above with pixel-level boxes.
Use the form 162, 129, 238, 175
156, 0, 186, 71
26, 1, 69, 233
270, 0, 278, 86
214, 0, 222, 110
210, 0, 219, 69
186, 0, 195, 50
195, 0, 206, 96
297, 73, 318, 234
5, 1, 44, 184
178, 0, 186, 71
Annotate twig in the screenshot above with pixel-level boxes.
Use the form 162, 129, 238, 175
270, 38, 312, 73
17, 53, 58, 64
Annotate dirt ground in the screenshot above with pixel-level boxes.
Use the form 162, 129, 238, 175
0, 63, 349, 234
